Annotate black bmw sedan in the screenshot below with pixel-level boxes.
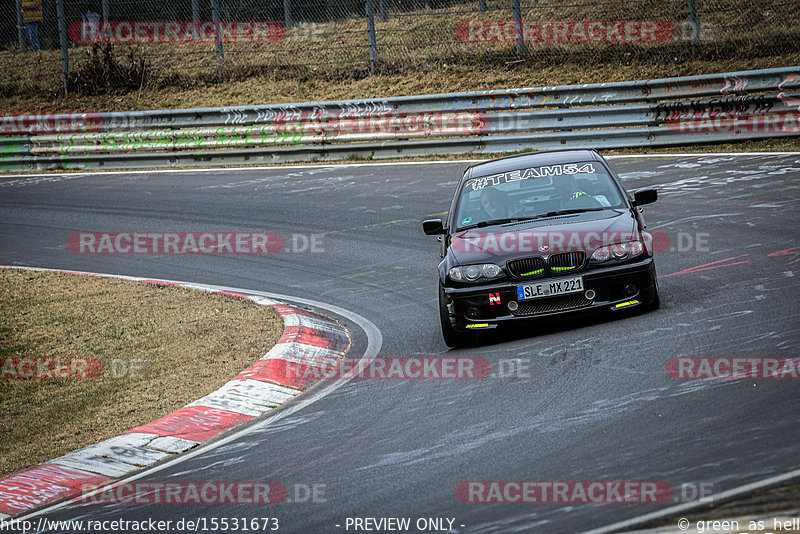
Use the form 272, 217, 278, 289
423, 149, 660, 347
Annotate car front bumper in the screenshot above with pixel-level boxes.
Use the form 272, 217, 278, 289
442, 257, 658, 332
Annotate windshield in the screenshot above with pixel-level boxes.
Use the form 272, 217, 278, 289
454, 162, 625, 230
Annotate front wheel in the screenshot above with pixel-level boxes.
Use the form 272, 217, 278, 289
439, 285, 476, 348
643, 264, 661, 311
647, 286, 661, 310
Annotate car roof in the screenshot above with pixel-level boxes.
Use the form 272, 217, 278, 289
464, 149, 604, 179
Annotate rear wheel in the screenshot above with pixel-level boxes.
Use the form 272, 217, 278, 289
439, 285, 476, 348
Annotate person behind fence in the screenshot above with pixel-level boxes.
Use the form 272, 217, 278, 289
22, 0, 43, 51
81, 11, 101, 43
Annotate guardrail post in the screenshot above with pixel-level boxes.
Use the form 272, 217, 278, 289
15, 0, 26, 53
283, 0, 293, 28
101, 0, 109, 23
512, 0, 526, 57
479, 0, 487, 12
210, 0, 224, 77
191, 0, 200, 23
687, 0, 698, 57
56, 0, 69, 96
366, 0, 378, 75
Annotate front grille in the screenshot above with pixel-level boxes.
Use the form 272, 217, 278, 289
507, 252, 586, 279
511, 293, 593, 316
507, 257, 546, 279
548, 251, 585, 273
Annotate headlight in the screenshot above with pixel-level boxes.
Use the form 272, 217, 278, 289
482, 264, 502, 278
592, 248, 611, 263
590, 241, 644, 264
464, 265, 481, 281
449, 263, 503, 282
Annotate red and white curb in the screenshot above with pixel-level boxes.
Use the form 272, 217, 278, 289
0, 266, 350, 518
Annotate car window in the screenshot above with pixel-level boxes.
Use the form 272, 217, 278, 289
454, 161, 625, 229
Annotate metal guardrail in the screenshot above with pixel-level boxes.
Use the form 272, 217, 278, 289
1, 66, 799, 171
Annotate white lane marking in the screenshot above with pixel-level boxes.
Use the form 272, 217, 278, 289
146, 436, 197, 454
650, 213, 743, 229
605, 153, 800, 158
0, 160, 480, 180
10, 277, 381, 524
186, 379, 300, 416
581, 467, 800, 534
1, 153, 799, 179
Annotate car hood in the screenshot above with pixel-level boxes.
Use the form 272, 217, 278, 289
449, 209, 638, 265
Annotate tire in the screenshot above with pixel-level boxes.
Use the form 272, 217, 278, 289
439, 285, 476, 348
644, 264, 661, 311
648, 286, 661, 310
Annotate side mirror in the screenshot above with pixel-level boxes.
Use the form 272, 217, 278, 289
632, 189, 657, 207
422, 218, 445, 235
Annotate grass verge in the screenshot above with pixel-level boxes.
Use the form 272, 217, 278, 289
1, 54, 798, 114
0, 268, 282, 477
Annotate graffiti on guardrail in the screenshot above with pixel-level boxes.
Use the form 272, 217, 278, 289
444, 92, 550, 112
36, 111, 490, 153
3, 68, 798, 170
222, 101, 394, 126
659, 72, 800, 99
653, 95, 777, 122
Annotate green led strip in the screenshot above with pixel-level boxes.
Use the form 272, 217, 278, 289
520, 268, 544, 276
551, 266, 576, 272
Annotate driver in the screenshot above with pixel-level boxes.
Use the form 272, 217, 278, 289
480, 187, 522, 219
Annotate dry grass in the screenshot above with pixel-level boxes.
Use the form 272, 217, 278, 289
1, 53, 798, 114
0, 268, 282, 477
0, 2, 796, 165
0, 0, 798, 108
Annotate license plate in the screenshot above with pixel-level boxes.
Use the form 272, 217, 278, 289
517, 276, 584, 300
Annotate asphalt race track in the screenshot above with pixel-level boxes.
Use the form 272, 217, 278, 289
1, 154, 799, 533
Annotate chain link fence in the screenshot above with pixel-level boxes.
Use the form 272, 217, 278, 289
1, 0, 798, 95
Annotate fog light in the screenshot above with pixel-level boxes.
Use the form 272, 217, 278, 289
585, 289, 595, 300
466, 307, 481, 319
508, 301, 518, 311
624, 284, 638, 297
